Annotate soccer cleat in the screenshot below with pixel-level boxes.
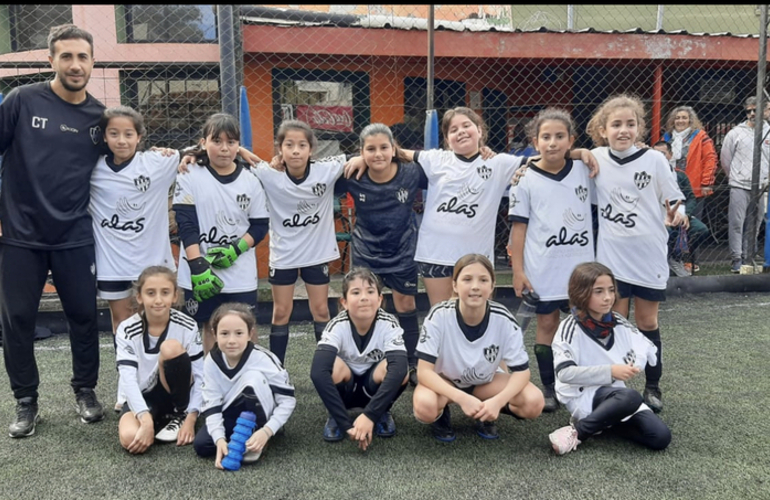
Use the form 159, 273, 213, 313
549, 425, 581, 455
74, 388, 105, 424
375, 411, 396, 438
542, 384, 559, 413
155, 412, 186, 442
643, 387, 663, 413
475, 419, 499, 440
431, 407, 456, 443
322, 416, 344, 442
9, 398, 39, 438
408, 365, 418, 387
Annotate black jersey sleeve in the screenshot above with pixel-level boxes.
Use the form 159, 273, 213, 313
0, 86, 21, 153
246, 217, 269, 245
362, 350, 408, 424
334, 176, 348, 196
173, 205, 201, 248
310, 344, 353, 431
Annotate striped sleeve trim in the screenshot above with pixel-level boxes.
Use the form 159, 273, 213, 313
555, 360, 577, 374
170, 309, 197, 330
123, 321, 144, 339
425, 300, 455, 322
117, 360, 138, 368
270, 385, 296, 398
489, 301, 516, 322
201, 406, 223, 419
559, 317, 578, 343
189, 352, 204, 362
376, 310, 401, 328
509, 215, 529, 224
508, 362, 529, 372
415, 352, 437, 364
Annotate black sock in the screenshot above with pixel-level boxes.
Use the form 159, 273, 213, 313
162, 352, 192, 412
639, 328, 662, 388
397, 310, 419, 366
270, 324, 290, 364
534, 343, 555, 387
313, 321, 328, 343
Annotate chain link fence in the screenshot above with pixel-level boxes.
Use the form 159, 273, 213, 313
1, 4, 769, 279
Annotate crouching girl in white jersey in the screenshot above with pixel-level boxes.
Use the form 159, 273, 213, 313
548, 262, 672, 455
310, 267, 409, 450
194, 303, 296, 468
413, 254, 544, 442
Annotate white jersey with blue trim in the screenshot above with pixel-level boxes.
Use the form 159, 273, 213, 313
415, 149, 524, 266
252, 156, 344, 269
90, 150, 179, 280
174, 165, 269, 293
508, 160, 595, 301
318, 309, 406, 376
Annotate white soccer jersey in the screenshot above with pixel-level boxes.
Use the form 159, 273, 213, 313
201, 343, 296, 444
174, 165, 269, 292
416, 299, 529, 388
552, 312, 657, 421
414, 150, 525, 266
508, 160, 595, 301
115, 309, 204, 415
252, 157, 344, 269
318, 309, 406, 376
591, 148, 684, 289
90, 151, 179, 280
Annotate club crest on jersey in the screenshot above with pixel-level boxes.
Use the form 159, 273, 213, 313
483, 344, 500, 364
623, 349, 637, 366
575, 185, 588, 202
396, 188, 408, 204
312, 183, 327, 197
366, 349, 385, 362
185, 298, 199, 316
236, 193, 251, 211
477, 164, 492, 180
134, 175, 151, 193
634, 171, 651, 190
90, 126, 101, 145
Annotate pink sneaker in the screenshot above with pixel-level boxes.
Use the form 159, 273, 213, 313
549, 425, 581, 455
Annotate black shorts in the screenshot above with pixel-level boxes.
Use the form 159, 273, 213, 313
97, 280, 134, 300
535, 299, 570, 315
339, 362, 381, 409
119, 382, 174, 429
269, 263, 330, 286
182, 289, 258, 323
417, 262, 453, 279
616, 280, 667, 302
378, 265, 419, 296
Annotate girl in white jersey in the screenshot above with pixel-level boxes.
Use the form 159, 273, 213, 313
253, 120, 345, 364
173, 113, 269, 353
414, 254, 544, 443
310, 267, 409, 450
508, 108, 595, 414
116, 266, 203, 454
548, 262, 671, 455
194, 303, 296, 468
586, 95, 688, 413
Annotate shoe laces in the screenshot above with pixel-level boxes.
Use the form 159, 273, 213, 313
77, 389, 97, 408
166, 412, 186, 429
16, 400, 35, 420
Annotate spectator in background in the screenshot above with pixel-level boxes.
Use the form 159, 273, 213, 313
662, 106, 718, 220
720, 97, 770, 273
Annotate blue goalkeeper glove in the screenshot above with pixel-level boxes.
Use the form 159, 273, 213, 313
205, 238, 250, 269
187, 256, 224, 302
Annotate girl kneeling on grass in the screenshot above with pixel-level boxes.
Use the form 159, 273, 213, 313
194, 303, 296, 468
310, 267, 409, 451
116, 266, 203, 454
413, 254, 544, 443
548, 262, 672, 455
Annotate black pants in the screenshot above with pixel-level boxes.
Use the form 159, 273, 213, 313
575, 386, 671, 450
194, 388, 269, 457
0, 244, 99, 399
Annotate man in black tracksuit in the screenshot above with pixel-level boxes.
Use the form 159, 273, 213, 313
0, 25, 106, 438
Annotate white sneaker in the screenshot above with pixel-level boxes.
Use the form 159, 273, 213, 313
242, 449, 263, 463
549, 425, 581, 455
155, 413, 185, 442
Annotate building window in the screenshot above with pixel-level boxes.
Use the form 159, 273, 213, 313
6, 5, 73, 53
123, 5, 217, 43
121, 68, 220, 149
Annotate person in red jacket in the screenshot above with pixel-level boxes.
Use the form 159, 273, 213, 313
662, 106, 718, 220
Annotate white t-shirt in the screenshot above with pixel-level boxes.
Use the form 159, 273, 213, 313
173, 165, 269, 293
508, 160, 595, 301
416, 299, 529, 388
591, 148, 684, 289
415, 149, 525, 266
115, 309, 203, 415
252, 157, 344, 269
89, 151, 179, 280
318, 309, 406, 376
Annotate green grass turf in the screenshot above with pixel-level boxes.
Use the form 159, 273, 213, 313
1, 291, 770, 499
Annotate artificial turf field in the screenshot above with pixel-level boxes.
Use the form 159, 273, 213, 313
0, 291, 769, 500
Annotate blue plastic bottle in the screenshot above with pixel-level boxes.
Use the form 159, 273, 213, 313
221, 411, 257, 471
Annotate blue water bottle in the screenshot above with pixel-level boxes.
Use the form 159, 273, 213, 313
516, 289, 540, 333
221, 411, 257, 471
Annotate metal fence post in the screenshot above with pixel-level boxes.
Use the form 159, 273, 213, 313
217, 5, 238, 118
748, 4, 768, 268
